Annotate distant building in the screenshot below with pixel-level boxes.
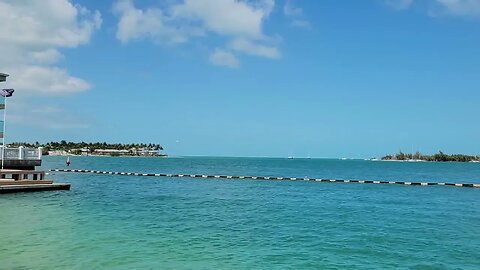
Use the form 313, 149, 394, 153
94, 149, 130, 156
133, 148, 160, 156
83, 148, 161, 156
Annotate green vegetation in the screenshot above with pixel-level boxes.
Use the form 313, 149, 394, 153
382, 151, 480, 162
8, 141, 166, 157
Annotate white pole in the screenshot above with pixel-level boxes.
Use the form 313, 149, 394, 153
2, 95, 6, 170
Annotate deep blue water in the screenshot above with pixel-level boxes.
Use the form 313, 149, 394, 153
0, 156, 479, 269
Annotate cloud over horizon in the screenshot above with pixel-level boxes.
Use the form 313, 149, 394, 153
113, 0, 279, 68
0, 0, 101, 96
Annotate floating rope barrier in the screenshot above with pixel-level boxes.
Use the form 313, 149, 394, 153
50, 169, 480, 189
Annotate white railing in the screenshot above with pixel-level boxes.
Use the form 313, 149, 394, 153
0, 146, 42, 160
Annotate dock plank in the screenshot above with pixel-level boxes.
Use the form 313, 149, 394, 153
0, 183, 70, 194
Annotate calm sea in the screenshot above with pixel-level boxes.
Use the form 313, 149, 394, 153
1, 156, 479, 269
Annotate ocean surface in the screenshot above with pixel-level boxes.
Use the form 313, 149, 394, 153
1, 156, 479, 269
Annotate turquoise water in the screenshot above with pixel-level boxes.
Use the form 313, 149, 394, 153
1, 156, 479, 269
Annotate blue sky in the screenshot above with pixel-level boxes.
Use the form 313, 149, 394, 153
1, 0, 479, 158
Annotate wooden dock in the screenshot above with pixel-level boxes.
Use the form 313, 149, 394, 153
0, 183, 70, 193
0, 169, 70, 194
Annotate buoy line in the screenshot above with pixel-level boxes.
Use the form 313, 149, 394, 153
50, 169, 480, 189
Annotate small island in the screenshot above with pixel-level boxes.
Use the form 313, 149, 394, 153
381, 151, 480, 162
9, 141, 167, 157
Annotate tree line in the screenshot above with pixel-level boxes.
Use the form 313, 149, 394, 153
382, 151, 480, 162
8, 141, 164, 155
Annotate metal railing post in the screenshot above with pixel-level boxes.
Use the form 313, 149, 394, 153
18, 146, 24, 159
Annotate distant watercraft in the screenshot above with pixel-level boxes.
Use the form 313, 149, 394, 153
287, 156, 294, 159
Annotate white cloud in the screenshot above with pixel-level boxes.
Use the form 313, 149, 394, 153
30, 49, 64, 65
283, 0, 311, 28
209, 49, 240, 68
284, 0, 303, 17
0, 0, 101, 95
0, 0, 101, 48
173, 0, 272, 39
113, 0, 278, 67
114, 0, 166, 43
8, 66, 91, 95
230, 38, 280, 59
435, 0, 480, 18
385, 0, 480, 18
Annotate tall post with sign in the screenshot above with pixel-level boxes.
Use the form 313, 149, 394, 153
0, 73, 14, 170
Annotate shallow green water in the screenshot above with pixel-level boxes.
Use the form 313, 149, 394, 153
0, 157, 479, 269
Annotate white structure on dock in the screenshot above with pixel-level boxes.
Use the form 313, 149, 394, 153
0, 146, 43, 169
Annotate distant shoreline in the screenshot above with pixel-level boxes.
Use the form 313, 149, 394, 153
381, 151, 480, 163
47, 153, 168, 158
43, 154, 480, 163
9, 141, 167, 158
375, 159, 479, 163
